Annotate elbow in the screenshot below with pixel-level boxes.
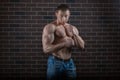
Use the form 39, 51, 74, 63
77, 40, 85, 50
43, 46, 47, 54
81, 41, 85, 49
43, 47, 51, 54
43, 50, 48, 54
43, 49, 49, 54
81, 45, 84, 49
43, 45, 53, 54
82, 45, 85, 49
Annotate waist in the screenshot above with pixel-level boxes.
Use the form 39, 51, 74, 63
51, 54, 71, 62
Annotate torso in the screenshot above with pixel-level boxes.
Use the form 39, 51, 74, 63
51, 21, 74, 60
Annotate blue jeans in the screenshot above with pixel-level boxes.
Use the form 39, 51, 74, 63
47, 55, 76, 80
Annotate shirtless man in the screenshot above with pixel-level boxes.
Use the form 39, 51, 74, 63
42, 4, 85, 80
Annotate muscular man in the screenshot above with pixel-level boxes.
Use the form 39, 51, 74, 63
42, 4, 85, 80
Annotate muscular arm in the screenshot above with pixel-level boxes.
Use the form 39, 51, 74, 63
42, 24, 66, 54
72, 26, 85, 49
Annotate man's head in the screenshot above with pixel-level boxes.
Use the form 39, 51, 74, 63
55, 4, 70, 25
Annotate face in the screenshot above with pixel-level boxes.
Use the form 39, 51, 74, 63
55, 10, 70, 25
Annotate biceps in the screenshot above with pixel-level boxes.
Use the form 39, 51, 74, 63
42, 33, 54, 48
47, 34, 54, 43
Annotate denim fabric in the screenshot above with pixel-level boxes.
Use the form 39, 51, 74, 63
47, 55, 76, 80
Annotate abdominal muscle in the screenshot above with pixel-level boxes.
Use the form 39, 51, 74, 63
52, 35, 72, 60
52, 48, 72, 60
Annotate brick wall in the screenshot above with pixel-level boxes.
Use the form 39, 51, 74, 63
0, 0, 120, 80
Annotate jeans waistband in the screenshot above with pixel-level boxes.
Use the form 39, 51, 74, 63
51, 55, 71, 62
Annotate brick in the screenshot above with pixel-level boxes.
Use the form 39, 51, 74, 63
10, 0, 20, 2
15, 12, 25, 15
66, 0, 75, 3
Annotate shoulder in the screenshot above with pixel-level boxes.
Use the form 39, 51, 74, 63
67, 23, 78, 31
67, 23, 79, 34
43, 23, 56, 33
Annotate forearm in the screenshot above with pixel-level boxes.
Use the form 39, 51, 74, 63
72, 34, 85, 49
43, 42, 65, 54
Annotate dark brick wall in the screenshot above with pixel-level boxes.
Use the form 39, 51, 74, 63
0, 0, 120, 80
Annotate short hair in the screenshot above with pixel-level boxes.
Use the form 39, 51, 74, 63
55, 4, 70, 11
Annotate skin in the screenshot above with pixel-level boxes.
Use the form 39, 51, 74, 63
42, 10, 85, 60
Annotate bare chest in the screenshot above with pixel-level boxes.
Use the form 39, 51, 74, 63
55, 25, 73, 38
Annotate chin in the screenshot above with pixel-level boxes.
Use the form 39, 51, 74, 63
59, 22, 66, 25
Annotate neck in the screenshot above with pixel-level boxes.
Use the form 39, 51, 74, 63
55, 19, 66, 26
56, 19, 59, 25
